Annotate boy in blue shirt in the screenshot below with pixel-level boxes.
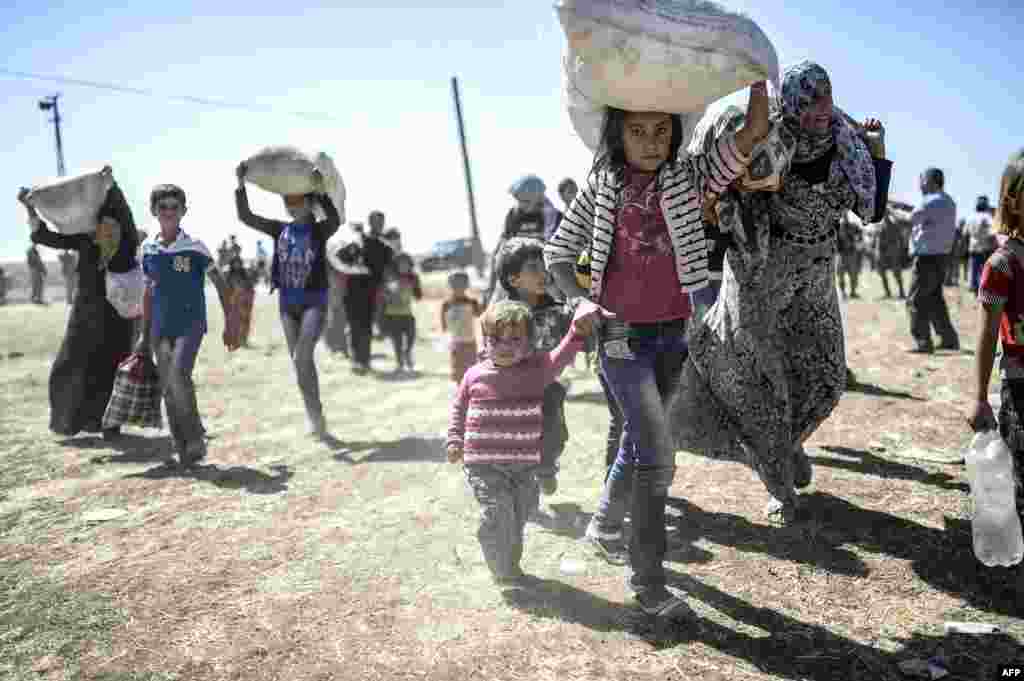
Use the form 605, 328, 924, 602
136, 184, 239, 466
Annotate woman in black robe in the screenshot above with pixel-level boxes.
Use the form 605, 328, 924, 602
18, 175, 139, 438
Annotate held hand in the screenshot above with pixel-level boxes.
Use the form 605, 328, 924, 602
744, 81, 772, 143
572, 298, 615, 337
967, 400, 997, 433
446, 444, 463, 463
860, 117, 885, 158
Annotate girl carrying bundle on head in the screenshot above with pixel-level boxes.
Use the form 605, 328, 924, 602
545, 81, 772, 618
235, 162, 341, 438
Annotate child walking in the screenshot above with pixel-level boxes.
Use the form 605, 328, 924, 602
380, 253, 423, 373
496, 237, 574, 496
968, 148, 1024, 511
441, 271, 483, 386
235, 162, 341, 437
544, 84, 770, 617
447, 299, 601, 584
137, 184, 239, 466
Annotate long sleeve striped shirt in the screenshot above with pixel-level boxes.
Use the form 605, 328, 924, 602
447, 330, 584, 465
544, 132, 750, 298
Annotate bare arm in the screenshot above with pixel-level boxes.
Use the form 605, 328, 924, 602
315, 194, 341, 240
968, 303, 1002, 431
134, 282, 154, 354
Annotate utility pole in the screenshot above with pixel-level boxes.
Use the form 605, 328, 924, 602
38, 94, 66, 176
450, 77, 485, 279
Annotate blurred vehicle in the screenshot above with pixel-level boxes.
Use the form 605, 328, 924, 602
419, 238, 476, 272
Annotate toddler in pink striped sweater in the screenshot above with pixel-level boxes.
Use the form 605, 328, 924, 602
447, 299, 606, 584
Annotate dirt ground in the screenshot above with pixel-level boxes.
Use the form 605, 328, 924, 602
0, 269, 1021, 681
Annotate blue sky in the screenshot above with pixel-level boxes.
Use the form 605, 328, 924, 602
2, 1, 1021, 264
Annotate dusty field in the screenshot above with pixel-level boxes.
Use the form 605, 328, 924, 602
0, 270, 1021, 681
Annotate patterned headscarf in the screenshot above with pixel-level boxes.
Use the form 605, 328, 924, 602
776, 61, 876, 217
779, 61, 836, 164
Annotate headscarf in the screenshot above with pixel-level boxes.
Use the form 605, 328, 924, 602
776, 61, 876, 217
95, 182, 139, 273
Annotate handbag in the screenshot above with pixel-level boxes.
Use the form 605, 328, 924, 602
102, 353, 163, 430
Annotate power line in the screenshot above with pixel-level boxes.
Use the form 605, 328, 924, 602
0, 68, 341, 122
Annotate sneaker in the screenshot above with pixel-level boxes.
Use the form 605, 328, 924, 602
585, 521, 628, 565
634, 586, 694, 619
907, 345, 934, 354
539, 476, 558, 496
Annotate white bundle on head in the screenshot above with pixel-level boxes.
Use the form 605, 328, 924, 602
24, 168, 115, 235
241, 146, 346, 223
558, 0, 779, 153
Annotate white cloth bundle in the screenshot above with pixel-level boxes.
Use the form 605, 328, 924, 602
558, 0, 778, 151
106, 266, 145, 319
24, 168, 114, 235
241, 146, 346, 223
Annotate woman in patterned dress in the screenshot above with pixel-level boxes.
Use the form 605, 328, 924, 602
670, 61, 893, 524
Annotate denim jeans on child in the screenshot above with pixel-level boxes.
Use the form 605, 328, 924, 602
594, 318, 688, 593
465, 463, 539, 579
280, 302, 325, 429
155, 329, 205, 454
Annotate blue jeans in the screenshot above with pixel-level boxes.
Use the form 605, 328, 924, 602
594, 319, 688, 592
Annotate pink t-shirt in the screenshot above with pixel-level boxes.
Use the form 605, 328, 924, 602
599, 170, 692, 323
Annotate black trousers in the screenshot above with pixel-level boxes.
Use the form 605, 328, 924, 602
344, 278, 376, 367
907, 255, 959, 349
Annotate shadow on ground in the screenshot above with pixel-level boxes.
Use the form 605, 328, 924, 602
845, 380, 924, 400
503, 571, 1021, 679
666, 490, 1020, 619
323, 436, 446, 465
57, 433, 175, 465
665, 496, 868, 577
813, 446, 968, 492
124, 463, 292, 495
796, 492, 1021, 619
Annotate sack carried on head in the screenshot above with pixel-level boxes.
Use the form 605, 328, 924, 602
24, 168, 115, 235
558, 0, 779, 151
240, 146, 346, 222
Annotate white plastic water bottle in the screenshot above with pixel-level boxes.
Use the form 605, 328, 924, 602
964, 431, 1024, 567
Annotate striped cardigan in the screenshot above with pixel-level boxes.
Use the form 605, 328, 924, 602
544, 132, 750, 298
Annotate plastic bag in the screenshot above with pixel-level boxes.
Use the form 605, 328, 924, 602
105, 266, 144, 319
558, 0, 779, 149
25, 168, 114, 235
